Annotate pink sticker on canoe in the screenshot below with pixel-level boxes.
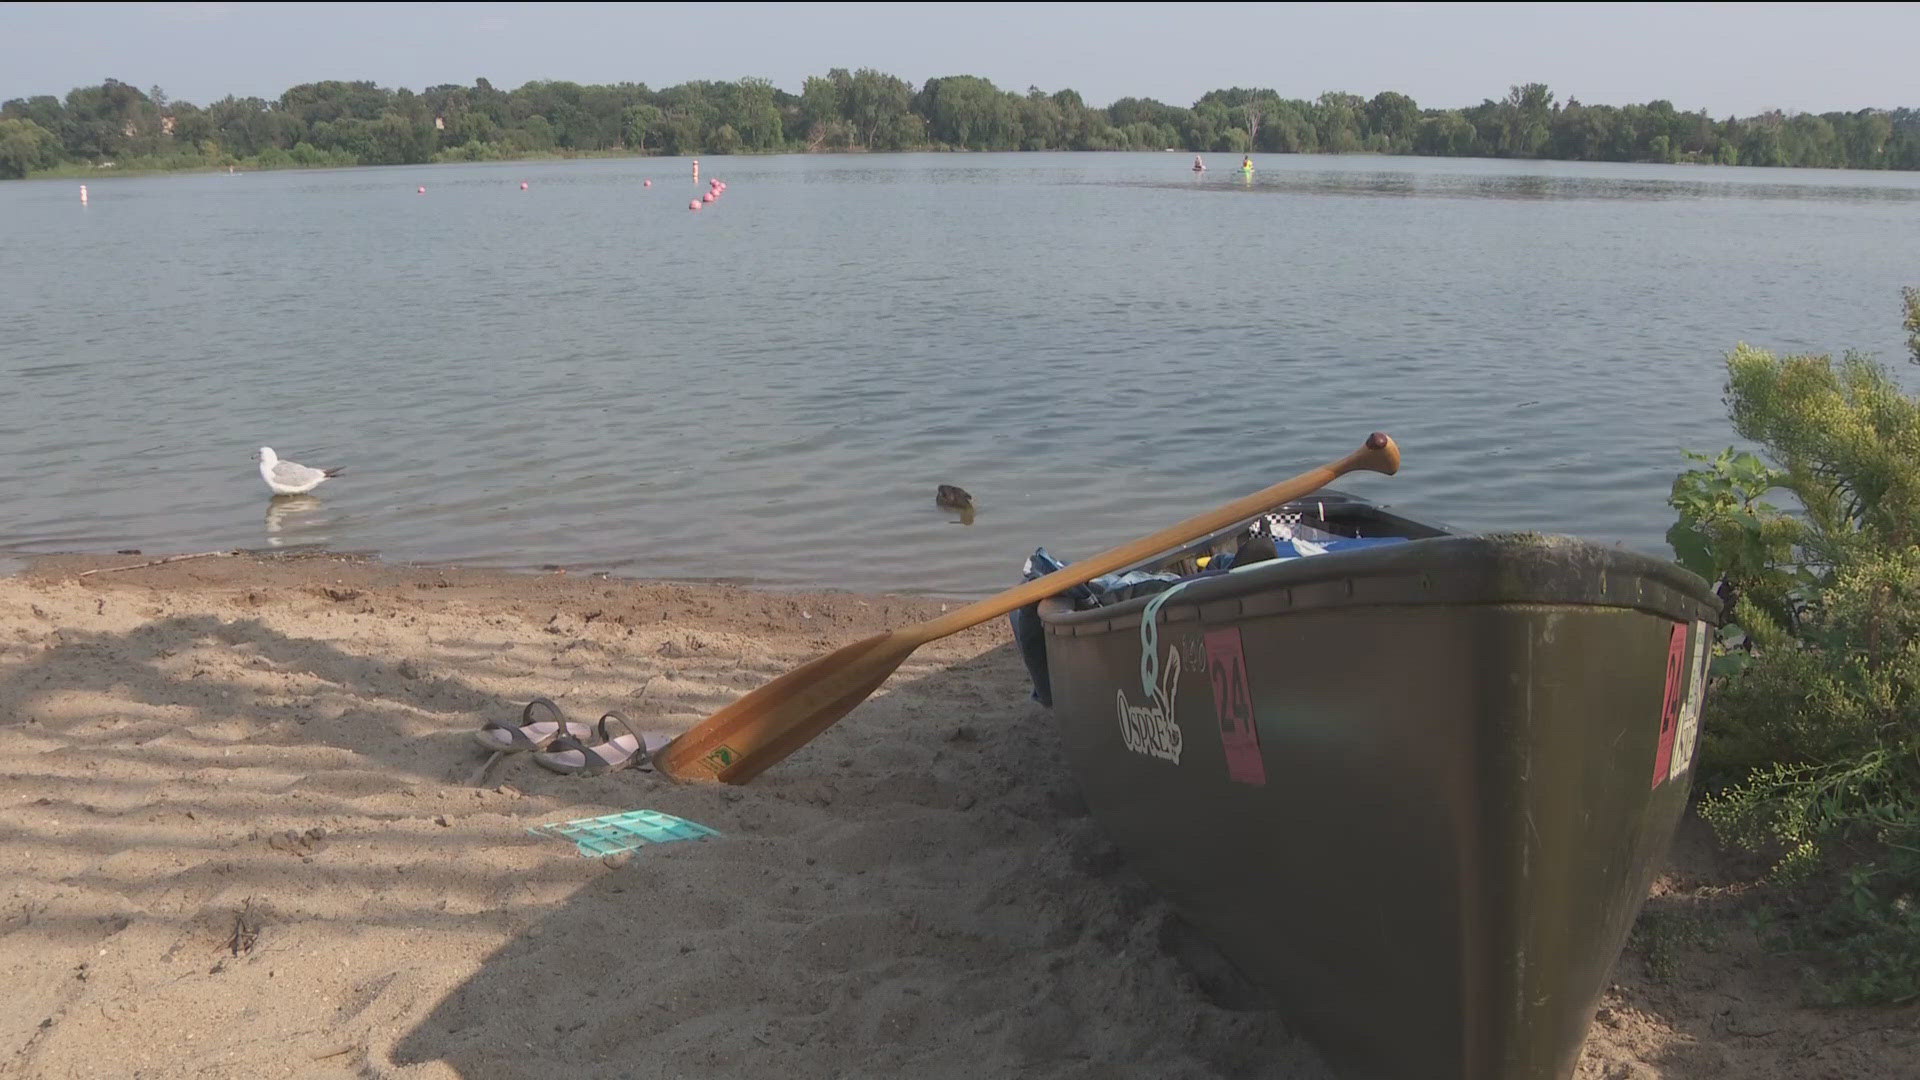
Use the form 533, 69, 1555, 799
1205, 627, 1266, 786
1650, 621, 1687, 789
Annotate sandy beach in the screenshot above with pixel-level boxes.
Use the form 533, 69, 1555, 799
1, 552, 1912, 1079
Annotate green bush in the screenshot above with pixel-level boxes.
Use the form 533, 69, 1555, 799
1674, 289, 1920, 1005
286, 142, 351, 167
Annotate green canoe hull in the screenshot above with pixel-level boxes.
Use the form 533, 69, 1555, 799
1037, 531, 1719, 1080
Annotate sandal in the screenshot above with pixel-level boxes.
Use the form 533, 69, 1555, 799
533, 711, 672, 776
472, 698, 594, 753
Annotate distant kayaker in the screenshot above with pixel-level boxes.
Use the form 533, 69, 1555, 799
1192, 155, 1206, 172
1242, 154, 1253, 171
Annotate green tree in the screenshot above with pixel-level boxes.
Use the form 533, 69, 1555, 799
799, 73, 844, 133
1843, 109, 1892, 168
167, 101, 213, 148
1741, 113, 1787, 167
1365, 91, 1420, 151
721, 76, 783, 150
279, 80, 390, 128
708, 122, 743, 154
1259, 99, 1317, 153
1502, 82, 1555, 157
621, 103, 663, 151
916, 75, 1013, 150
0, 118, 60, 178
503, 114, 556, 153
1414, 111, 1477, 156
845, 68, 915, 150
447, 109, 498, 148
60, 79, 152, 159
1313, 91, 1365, 153
1185, 99, 1230, 151
653, 81, 720, 149
656, 110, 701, 155
9, 70, 1920, 178
1018, 88, 1064, 150
1782, 113, 1841, 168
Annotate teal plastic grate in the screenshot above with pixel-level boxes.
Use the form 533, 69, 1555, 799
528, 809, 721, 857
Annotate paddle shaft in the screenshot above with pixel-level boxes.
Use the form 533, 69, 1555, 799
906, 432, 1400, 644
655, 433, 1399, 783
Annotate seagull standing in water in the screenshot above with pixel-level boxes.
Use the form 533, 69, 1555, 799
255, 447, 343, 495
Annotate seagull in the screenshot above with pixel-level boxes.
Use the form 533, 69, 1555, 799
255, 446, 343, 495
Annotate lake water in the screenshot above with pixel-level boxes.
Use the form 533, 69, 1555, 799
3, 153, 1918, 596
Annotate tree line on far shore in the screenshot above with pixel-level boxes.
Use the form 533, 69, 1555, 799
4, 72, 1918, 179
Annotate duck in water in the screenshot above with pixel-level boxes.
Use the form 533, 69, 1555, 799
935, 484, 976, 525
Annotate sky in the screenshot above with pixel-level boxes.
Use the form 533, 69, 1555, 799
3, 2, 1915, 117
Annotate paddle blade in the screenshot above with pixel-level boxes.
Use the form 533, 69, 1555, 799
653, 632, 916, 784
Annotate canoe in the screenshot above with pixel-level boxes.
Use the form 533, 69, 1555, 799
1012, 491, 1720, 1080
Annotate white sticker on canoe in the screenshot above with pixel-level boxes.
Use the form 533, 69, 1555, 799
1117, 650, 1183, 764
1669, 620, 1709, 782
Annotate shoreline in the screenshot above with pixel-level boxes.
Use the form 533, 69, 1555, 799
20, 145, 1920, 184
1, 552, 1911, 1077
8, 546, 984, 601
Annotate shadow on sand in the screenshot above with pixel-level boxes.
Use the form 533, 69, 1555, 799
0, 602, 1333, 1079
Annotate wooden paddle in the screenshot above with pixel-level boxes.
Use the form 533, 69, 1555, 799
654, 432, 1401, 784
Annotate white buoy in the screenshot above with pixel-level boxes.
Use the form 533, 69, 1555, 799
79, 184, 88, 204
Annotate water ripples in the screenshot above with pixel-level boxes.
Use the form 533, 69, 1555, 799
4, 152, 1918, 594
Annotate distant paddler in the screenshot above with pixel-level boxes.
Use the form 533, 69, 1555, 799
1192, 155, 1206, 172
1241, 154, 1254, 174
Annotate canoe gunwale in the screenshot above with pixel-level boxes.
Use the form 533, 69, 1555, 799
1036, 534, 1721, 637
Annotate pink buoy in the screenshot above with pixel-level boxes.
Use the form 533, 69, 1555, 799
520, 181, 528, 190
702, 191, 715, 203
689, 199, 701, 210
417, 186, 426, 194
643, 179, 652, 187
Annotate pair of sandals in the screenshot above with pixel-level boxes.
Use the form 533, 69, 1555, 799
472, 697, 670, 776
